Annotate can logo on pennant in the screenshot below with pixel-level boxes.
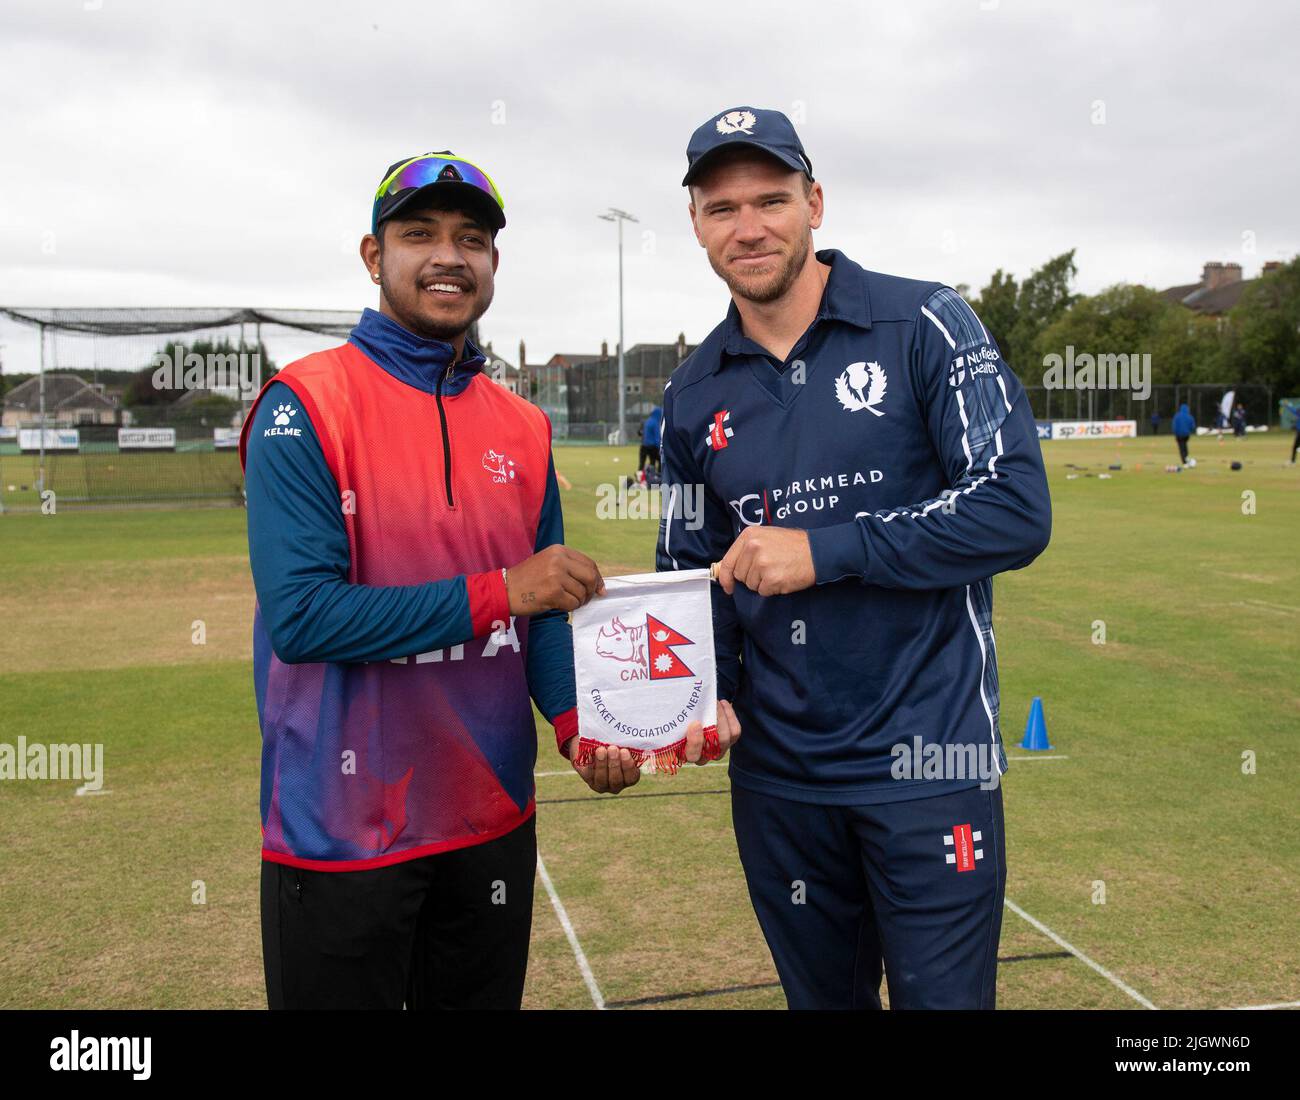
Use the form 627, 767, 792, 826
594, 614, 695, 681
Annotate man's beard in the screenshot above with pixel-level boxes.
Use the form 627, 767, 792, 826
380, 274, 493, 343
709, 234, 811, 305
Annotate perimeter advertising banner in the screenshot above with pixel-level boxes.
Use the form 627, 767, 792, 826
18, 429, 79, 452
118, 428, 177, 450
1042, 420, 1137, 440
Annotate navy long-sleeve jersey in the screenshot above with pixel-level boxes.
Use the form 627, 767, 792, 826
655, 249, 1052, 805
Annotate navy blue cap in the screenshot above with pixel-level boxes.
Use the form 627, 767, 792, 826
682, 106, 814, 187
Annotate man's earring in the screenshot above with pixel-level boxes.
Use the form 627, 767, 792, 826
372, 272, 380, 282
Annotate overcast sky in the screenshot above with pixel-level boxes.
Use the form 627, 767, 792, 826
2, 0, 1297, 374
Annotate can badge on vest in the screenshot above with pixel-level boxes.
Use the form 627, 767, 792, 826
571, 569, 718, 775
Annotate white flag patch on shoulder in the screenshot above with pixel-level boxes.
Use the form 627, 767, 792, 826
571, 569, 717, 774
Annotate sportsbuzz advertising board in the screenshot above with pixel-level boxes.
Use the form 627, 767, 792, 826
1045, 420, 1137, 440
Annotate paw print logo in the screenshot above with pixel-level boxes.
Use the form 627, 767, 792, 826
273, 403, 297, 426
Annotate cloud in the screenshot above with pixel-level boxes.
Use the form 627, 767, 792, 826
1, 0, 1297, 373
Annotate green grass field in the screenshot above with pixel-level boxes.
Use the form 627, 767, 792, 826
1, 434, 1297, 1009
1, 451, 243, 509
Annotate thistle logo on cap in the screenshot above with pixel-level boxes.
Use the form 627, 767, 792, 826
715, 110, 757, 135
683, 105, 813, 187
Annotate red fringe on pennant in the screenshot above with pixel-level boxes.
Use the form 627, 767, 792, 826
573, 725, 719, 776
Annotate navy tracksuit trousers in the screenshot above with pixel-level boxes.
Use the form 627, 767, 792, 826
731, 781, 1006, 1009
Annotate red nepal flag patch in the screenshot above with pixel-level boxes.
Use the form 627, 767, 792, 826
943, 823, 984, 872
645, 614, 695, 680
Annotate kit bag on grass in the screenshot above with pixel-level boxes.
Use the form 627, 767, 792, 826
571, 569, 718, 774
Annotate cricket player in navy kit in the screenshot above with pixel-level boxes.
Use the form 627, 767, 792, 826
656, 107, 1052, 1009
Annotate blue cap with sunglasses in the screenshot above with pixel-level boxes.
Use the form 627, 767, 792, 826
682, 107, 814, 187
372, 151, 507, 235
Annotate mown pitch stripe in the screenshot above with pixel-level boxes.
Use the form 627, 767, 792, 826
536, 853, 605, 1009
1004, 897, 1158, 1009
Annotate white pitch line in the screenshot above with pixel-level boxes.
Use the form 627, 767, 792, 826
1006, 755, 1070, 762
1004, 897, 1157, 1010
1228, 1000, 1300, 1010
536, 852, 604, 1010
1240, 598, 1300, 614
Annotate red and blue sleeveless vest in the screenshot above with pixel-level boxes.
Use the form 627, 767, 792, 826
239, 342, 551, 869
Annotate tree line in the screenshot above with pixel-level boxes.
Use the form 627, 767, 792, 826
965, 252, 1300, 398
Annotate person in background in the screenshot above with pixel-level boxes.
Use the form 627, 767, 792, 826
1172, 402, 1195, 465
1283, 399, 1300, 464
639, 404, 664, 473
1150, 409, 1160, 435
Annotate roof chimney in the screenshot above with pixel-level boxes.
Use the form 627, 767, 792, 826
1262, 261, 1282, 275
677, 331, 687, 359
601, 340, 609, 359
1202, 261, 1242, 290
518, 339, 526, 368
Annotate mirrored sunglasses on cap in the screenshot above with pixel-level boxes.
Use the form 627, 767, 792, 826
372, 152, 506, 234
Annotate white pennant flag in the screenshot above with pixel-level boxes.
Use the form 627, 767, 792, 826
571, 569, 717, 774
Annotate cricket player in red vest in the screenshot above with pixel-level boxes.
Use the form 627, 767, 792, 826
241, 152, 644, 1009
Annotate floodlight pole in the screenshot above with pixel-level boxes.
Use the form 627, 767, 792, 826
37, 322, 46, 493
598, 207, 638, 445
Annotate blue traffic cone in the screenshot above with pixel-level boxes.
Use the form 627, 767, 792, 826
1020, 696, 1053, 751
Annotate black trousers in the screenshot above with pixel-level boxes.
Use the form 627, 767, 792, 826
1291, 429, 1299, 462
1175, 434, 1190, 463
638, 444, 659, 471
261, 814, 536, 1010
